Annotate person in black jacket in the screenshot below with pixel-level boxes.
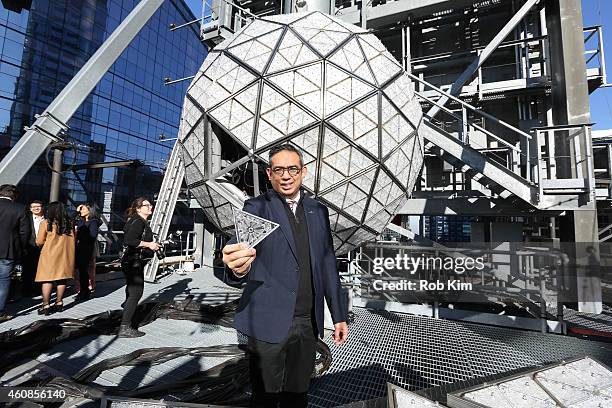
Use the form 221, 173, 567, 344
21, 200, 45, 297
119, 197, 160, 338
0, 185, 30, 322
74, 203, 101, 302
222, 145, 348, 407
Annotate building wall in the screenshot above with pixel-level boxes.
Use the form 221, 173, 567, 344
0, 0, 205, 227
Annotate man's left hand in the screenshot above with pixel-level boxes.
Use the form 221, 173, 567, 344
333, 322, 348, 345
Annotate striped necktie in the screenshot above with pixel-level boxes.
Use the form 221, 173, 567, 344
286, 198, 298, 214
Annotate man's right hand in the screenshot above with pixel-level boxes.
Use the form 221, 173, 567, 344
222, 243, 256, 276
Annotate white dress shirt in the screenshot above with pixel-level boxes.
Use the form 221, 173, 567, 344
33, 215, 45, 236
285, 191, 301, 214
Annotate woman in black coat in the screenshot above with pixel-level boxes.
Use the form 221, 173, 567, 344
74, 203, 100, 302
119, 197, 160, 338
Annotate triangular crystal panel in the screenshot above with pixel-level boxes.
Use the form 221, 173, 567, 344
227, 29, 283, 73
266, 29, 319, 74
233, 207, 280, 248
381, 96, 414, 157
324, 63, 374, 117
268, 62, 323, 118
329, 94, 379, 156
290, 13, 350, 56
328, 37, 376, 85
209, 82, 259, 148
228, 19, 284, 48
256, 84, 317, 149
382, 73, 421, 128
358, 36, 402, 86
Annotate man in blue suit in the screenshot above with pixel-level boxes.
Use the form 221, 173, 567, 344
222, 144, 348, 407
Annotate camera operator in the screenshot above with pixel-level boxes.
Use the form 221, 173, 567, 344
119, 197, 160, 338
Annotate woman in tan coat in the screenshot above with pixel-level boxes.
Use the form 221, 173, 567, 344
36, 202, 75, 315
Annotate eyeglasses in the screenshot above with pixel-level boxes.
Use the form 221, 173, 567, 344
270, 166, 302, 177
140, 203, 153, 208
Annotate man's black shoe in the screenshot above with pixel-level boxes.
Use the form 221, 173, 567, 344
75, 292, 91, 302
117, 325, 145, 338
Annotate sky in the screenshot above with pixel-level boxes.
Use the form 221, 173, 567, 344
582, 0, 612, 130
182, 0, 612, 130
184, 0, 202, 18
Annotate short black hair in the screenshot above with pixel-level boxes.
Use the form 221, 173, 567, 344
0, 184, 18, 200
268, 144, 303, 167
30, 200, 43, 206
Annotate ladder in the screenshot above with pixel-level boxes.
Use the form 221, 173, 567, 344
144, 141, 185, 282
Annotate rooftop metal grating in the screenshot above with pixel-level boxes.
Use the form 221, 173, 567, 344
309, 308, 612, 407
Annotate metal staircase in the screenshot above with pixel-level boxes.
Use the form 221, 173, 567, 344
143, 142, 185, 282
410, 72, 595, 212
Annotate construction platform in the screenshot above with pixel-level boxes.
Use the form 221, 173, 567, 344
1, 267, 611, 407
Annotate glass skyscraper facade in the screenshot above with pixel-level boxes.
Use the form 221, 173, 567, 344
0, 0, 205, 227
423, 216, 473, 242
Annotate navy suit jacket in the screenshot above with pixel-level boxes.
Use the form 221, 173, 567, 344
228, 190, 347, 343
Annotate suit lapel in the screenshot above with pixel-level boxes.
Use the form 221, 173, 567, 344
267, 191, 298, 261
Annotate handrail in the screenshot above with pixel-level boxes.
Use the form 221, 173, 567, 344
412, 26, 601, 66
408, 72, 533, 141
411, 34, 548, 65
531, 123, 595, 131
584, 25, 603, 31
416, 91, 523, 154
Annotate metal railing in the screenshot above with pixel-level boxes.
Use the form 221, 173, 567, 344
340, 241, 570, 332
408, 72, 537, 181
412, 26, 609, 96
584, 25, 608, 85
411, 73, 595, 199
534, 124, 596, 200
96, 230, 198, 265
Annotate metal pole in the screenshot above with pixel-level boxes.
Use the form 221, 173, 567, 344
597, 26, 607, 85
361, 0, 368, 29
49, 149, 63, 202
252, 159, 260, 196
524, 135, 530, 182
461, 106, 468, 143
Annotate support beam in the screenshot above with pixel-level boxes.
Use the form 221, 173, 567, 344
546, 0, 600, 314
0, 0, 165, 185
426, 0, 539, 119
71, 160, 143, 171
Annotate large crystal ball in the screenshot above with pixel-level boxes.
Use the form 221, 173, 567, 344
179, 11, 424, 253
